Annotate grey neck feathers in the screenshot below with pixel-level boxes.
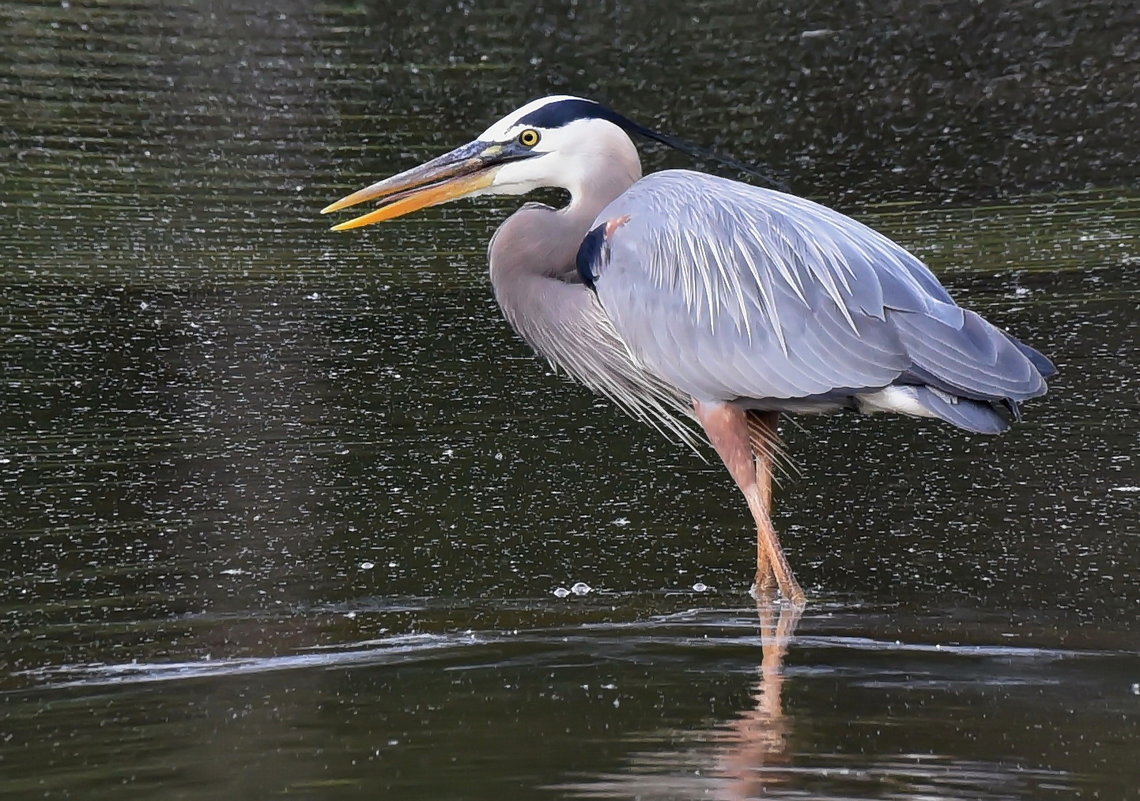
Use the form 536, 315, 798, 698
489, 136, 641, 286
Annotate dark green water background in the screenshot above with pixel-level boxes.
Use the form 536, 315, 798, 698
2, 1, 1137, 798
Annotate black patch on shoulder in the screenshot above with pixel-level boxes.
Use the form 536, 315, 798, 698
575, 223, 608, 291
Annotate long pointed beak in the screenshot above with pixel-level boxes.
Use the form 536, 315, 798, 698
321, 140, 507, 231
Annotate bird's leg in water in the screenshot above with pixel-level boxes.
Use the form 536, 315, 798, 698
693, 400, 805, 605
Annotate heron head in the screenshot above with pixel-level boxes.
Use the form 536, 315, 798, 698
321, 95, 643, 230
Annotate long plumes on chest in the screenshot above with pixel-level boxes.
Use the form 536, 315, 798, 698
498, 268, 705, 453
490, 209, 704, 453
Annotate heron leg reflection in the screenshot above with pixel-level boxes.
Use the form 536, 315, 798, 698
752, 594, 801, 734
714, 596, 803, 796
693, 401, 805, 605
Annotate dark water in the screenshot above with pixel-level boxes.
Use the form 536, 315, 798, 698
2, 1, 1138, 798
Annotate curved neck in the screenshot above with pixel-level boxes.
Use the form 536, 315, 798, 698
490, 152, 641, 285
563, 152, 641, 228
485, 138, 643, 411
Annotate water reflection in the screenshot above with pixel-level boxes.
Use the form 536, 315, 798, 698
553, 601, 804, 801
711, 600, 800, 799
5, 597, 1138, 799
553, 602, 1135, 801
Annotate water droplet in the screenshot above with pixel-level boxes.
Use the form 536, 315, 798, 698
692, 582, 708, 592
360, 561, 375, 570
570, 582, 592, 596
552, 587, 570, 598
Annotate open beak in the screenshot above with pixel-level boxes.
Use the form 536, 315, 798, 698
321, 140, 509, 231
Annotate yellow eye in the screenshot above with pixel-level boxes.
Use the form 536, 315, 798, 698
517, 128, 541, 147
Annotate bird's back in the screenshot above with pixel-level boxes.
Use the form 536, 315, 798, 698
582, 170, 1053, 433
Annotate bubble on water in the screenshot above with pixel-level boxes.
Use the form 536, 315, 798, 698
692, 582, 708, 592
611, 517, 630, 527
570, 582, 592, 596
360, 561, 375, 570
553, 587, 570, 598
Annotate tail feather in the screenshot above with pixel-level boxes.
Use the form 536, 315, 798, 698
910, 386, 1010, 434
1006, 334, 1057, 377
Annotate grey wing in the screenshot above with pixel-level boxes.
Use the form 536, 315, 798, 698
589, 170, 1051, 411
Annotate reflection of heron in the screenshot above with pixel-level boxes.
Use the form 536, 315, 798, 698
547, 600, 803, 800
323, 95, 1054, 603
713, 600, 802, 799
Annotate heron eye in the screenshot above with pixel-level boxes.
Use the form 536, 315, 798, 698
517, 128, 541, 147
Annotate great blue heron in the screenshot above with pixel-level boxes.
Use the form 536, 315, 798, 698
322, 95, 1054, 605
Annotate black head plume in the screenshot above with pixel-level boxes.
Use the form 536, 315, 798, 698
517, 97, 788, 191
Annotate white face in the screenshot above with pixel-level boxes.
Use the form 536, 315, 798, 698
472, 96, 639, 200
486, 120, 598, 196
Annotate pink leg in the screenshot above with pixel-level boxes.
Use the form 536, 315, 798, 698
694, 400, 805, 605
751, 411, 779, 593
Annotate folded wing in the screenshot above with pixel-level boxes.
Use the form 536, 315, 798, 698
586, 170, 1052, 432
